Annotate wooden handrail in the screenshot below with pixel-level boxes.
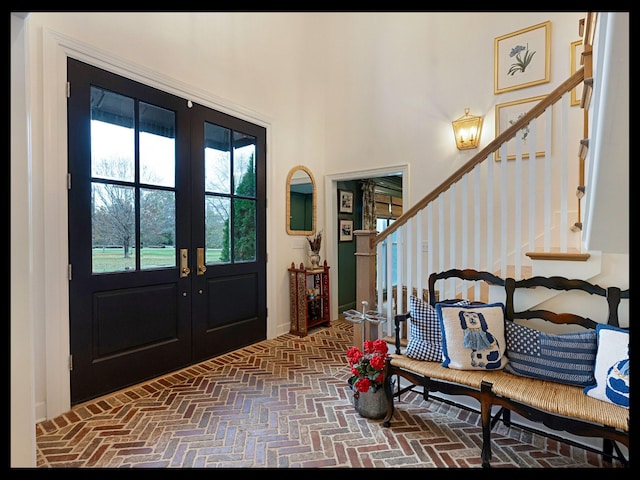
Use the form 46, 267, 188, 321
373, 66, 585, 249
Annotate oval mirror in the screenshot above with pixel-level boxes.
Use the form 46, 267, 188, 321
286, 165, 316, 235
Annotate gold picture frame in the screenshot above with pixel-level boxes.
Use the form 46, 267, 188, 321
570, 39, 584, 106
494, 21, 551, 94
495, 95, 548, 161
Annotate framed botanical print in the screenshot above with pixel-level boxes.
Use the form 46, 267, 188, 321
339, 219, 353, 242
339, 190, 353, 213
570, 39, 584, 106
495, 95, 548, 161
494, 21, 551, 94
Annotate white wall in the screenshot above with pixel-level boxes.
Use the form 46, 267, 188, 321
11, 11, 628, 466
11, 12, 37, 468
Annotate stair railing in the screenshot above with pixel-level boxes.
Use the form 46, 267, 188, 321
353, 13, 597, 341
354, 68, 586, 340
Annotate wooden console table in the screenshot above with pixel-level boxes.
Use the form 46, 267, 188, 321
288, 261, 331, 336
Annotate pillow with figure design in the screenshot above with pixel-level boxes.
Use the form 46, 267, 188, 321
437, 302, 507, 370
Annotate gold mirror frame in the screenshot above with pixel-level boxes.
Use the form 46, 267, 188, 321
286, 165, 316, 235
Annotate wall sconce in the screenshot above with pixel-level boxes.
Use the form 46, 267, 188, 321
452, 108, 483, 150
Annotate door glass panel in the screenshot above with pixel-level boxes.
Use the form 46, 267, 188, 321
139, 102, 176, 188
91, 183, 136, 273
233, 132, 256, 197
140, 188, 176, 269
204, 123, 231, 194
233, 198, 256, 262
203, 123, 258, 265
90, 87, 135, 182
205, 196, 230, 264
90, 86, 178, 273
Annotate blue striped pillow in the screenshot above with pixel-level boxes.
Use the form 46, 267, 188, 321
504, 320, 597, 387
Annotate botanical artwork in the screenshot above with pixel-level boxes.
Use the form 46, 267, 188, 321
508, 113, 530, 143
495, 95, 548, 161
495, 21, 551, 94
507, 44, 537, 76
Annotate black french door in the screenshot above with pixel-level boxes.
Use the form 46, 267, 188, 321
67, 58, 266, 404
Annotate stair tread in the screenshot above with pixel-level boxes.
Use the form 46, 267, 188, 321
526, 250, 590, 261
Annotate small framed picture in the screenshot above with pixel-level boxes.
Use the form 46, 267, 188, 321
570, 39, 584, 106
495, 95, 548, 161
339, 219, 353, 242
494, 21, 551, 94
338, 190, 353, 213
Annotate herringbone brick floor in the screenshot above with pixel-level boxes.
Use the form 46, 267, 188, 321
35, 320, 624, 468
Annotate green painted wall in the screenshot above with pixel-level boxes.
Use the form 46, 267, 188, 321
337, 180, 361, 313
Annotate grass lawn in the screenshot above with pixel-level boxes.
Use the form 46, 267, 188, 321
92, 247, 222, 273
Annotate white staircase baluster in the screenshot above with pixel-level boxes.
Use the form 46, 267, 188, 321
500, 143, 508, 276
560, 97, 569, 252
528, 120, 537, 253
427, 202, 434, 296
449, 183, 456, 295
544, 107, 553, 251
515, 128, 523, 278
486, 156, 494, 274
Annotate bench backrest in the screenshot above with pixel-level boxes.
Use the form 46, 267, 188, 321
427, 269, 628, 331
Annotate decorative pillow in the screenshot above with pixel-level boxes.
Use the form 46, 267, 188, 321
438, 302, 507, 370
504, 320, 597, 387
405, 296, 470, 362
584, 324, 629, 408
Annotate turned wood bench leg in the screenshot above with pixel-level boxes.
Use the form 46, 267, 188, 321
480, 381, 493, 468
382, 362, 395, 427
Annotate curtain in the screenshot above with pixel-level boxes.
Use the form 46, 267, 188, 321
362, 179, 377, 230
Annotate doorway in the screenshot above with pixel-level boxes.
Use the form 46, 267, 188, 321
324, 166, 408, 322
67, 58, 267, 404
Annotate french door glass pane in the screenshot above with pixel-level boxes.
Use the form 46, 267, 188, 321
205, 195, 230, 264
90, 87, 134, 182
91, 183, 136, 273
140, 188, 176, 269
139, 102, 176, 188
233, 198, 256, 262
233, 132, 256, 197
204, 123, 231, 194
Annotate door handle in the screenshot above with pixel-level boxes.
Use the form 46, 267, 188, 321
197, 247, 207, 275
180, 248, 191, 277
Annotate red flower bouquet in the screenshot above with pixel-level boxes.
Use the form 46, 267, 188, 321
346, 338, 389, 393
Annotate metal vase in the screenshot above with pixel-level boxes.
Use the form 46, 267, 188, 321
352, 385, 388, 419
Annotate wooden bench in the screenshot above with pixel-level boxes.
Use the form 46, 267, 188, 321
382, 268, 629, 467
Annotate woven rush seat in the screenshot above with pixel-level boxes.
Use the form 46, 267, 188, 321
487, 374, 629, 431
389, 354, 491, 389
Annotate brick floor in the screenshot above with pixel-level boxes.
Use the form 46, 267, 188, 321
36, 320, 625, 468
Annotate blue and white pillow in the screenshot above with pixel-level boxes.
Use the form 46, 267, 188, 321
504, 320, 597, 387
584, 324, 629, 408
438, 302, 507, 370
405, 296, 469, 362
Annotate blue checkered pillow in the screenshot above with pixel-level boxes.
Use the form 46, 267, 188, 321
405, 296, 469, 361
504, 320, 597, 387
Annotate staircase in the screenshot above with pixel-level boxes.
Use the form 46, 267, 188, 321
354, 12, 602, 340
